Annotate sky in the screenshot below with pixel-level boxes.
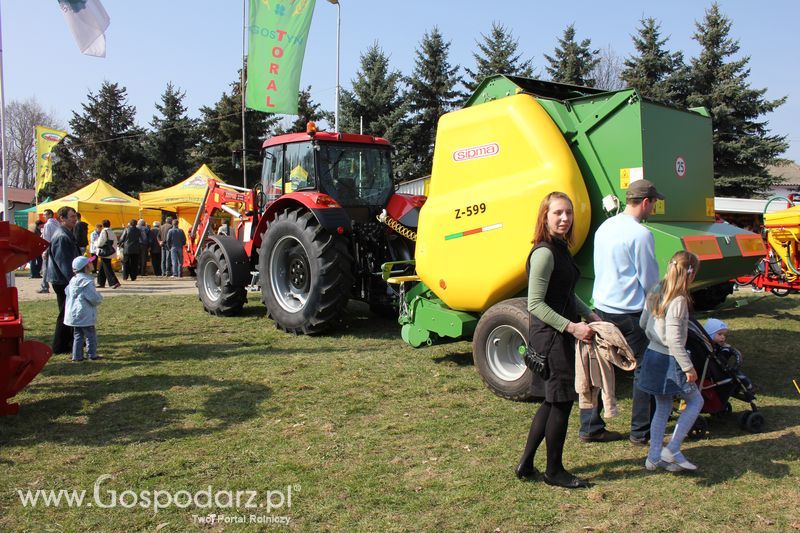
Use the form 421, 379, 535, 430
3, 0, 799, 163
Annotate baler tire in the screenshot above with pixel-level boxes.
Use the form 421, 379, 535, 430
472, 298, 535, 402
196, 244, 246, 316
259, 209, 353, 335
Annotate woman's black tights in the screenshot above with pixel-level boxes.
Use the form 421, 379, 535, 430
518, 400, 574, 476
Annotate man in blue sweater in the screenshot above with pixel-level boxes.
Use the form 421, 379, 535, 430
580, 179, 663, 445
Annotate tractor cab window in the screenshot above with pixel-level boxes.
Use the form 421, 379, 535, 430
284, 142, 316, 193
317, 142, 393, 207
262, 145, 284, 202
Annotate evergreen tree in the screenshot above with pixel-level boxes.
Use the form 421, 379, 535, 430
463, 22, 534, 95
687, 3, 788, 197
621, 17, 686, 104
195, 68, 279, 188
276, 86, 333, 134
49, 137, 85, 200
145, 82, 197, 191
339, 42, 406, 136
63, 81, 148, 194
402, 27, 462, 179
544, 24, 599, 86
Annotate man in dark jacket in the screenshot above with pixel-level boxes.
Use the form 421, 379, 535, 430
119, 219, 141, 281
158, 217, 173, 277
73, 211, 89, 254
166, 221, 187, 278
149, 221, 162, 276
47, 206, 80, 354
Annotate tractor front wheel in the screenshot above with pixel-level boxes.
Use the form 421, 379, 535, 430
196, 243, 246, 316
259, 209, 353, 334
472, 298, 534, 401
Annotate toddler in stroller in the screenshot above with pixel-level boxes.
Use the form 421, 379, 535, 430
683, 317, 763, 436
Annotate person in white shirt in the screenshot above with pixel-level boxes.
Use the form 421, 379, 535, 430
37, 209, 60, 294
579, 179, 663, 445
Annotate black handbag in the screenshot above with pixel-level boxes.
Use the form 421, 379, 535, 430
98, 230, 114, 257
524, 346, 550, 380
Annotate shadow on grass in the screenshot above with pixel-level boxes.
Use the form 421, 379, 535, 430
432, 351, 473, 367
577, 411, 800, 485
39, 344, 354, 377
0, 374, 271, 447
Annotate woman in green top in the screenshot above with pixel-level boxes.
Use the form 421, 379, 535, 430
515, 192, 600, 489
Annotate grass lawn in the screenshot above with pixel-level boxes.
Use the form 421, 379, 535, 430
1, 291, 799, 531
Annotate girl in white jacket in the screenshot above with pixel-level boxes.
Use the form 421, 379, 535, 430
64, 256, 103, 362
638, 251, 703, 472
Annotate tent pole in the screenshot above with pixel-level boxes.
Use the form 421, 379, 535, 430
241, 0, 248, 189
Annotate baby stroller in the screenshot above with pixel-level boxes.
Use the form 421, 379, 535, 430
682, 318, 763, 437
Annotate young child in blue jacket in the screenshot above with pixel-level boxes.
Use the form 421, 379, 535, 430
64, 256, 103, 362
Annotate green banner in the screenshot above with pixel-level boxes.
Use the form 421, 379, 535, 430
246, 0, 316, 115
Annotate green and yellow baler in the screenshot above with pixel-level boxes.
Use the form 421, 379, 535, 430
389, 75, 764, 400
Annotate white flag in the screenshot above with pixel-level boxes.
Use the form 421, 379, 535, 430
58, 0, 110, 58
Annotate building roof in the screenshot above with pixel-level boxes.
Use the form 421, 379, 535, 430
0, 188, 35, 204
769, 162, 800, 185
715, 196, 794, 214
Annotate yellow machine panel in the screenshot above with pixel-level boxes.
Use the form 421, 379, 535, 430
764, 204, 800, 227
415, 94, 591, 311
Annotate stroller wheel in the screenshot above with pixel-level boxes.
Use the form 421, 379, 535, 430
688, 416, 709, 440
744, 412, 765, 433
724, 401, 733, 415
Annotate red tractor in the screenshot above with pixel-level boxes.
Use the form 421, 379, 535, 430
189, 125, 424, 334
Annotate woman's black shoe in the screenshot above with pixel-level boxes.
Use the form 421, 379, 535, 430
543, 471, 589, 489
514, 463, 537, 481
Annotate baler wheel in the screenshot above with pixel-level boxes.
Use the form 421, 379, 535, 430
196, 243, 246, 316
259, 209, 353, 334
472, 298, 534, 401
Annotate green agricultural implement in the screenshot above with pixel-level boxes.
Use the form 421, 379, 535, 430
386, 75, 764, 400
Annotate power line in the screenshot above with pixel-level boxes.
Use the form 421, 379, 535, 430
59, 111, 242, 150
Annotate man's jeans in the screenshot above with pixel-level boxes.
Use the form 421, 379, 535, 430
578, 309, 652, 440
161, 245, 171, 276
72, 326, 97, 361
171, 247, 183, 277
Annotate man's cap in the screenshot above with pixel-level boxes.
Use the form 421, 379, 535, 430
153, 221, 160, 227
626, 179, 665, 201
704, 318, 729, 338
72, 256, 93, 272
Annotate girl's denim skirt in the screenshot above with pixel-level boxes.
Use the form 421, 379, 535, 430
637, 348, 693, 396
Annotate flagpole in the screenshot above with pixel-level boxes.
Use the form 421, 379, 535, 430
241, 0, 248, 188
0, 0, 9, 221
326, 0, 341, 132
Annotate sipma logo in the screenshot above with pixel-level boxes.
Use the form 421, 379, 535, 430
41, 132, 63, 142
452, 143, 500, 163
100, 197, 130, 204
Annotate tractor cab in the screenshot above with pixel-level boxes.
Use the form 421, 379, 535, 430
261, 129, 394, 214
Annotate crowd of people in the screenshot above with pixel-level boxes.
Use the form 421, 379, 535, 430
34, 207, 190, 361
517, 179, 707, 489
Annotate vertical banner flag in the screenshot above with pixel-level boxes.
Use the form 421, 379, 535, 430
35, 126, 67, 196
58, 0, 111, 58
246, 0, 317, 114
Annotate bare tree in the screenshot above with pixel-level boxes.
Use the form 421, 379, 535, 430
590, 45, 625, 91
4, 98, 63, 189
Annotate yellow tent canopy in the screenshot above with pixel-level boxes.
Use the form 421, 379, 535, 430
36, 179, 158, 231
139, 164, 227, 232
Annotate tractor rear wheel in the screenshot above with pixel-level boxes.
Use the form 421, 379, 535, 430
259, 209, 353, 334
196, 243, 246, 316
472, 298, 534, 401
